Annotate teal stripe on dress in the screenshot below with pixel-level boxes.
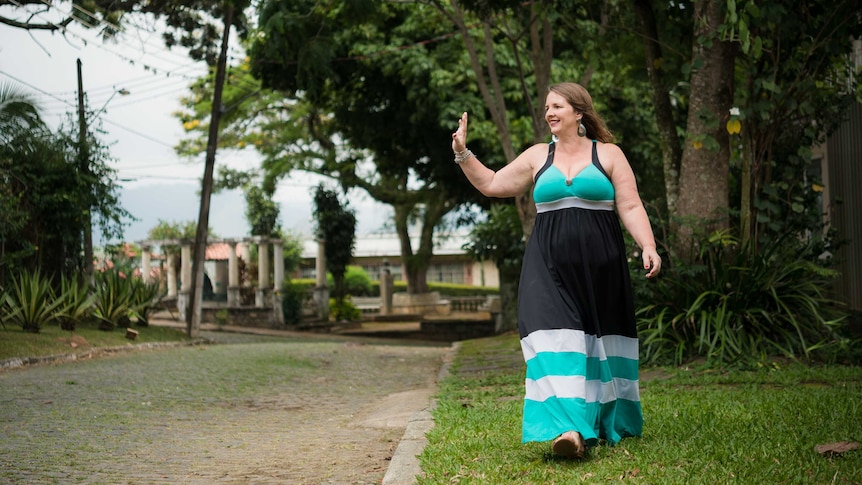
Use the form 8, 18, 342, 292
525, 353, 639, 382
607, 356, 640, 382
525, 352, 586, 380
609, 399, 644, 439
522, 396, 643, 445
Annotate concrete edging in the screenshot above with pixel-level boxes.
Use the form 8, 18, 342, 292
0, 339, 210, 372
382, 341, 459, 485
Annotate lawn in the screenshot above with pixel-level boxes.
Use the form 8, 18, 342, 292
0, 320, 191, 362
420, 333, 862, 484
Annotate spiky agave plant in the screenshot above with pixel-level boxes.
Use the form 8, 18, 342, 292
129, 278, 163, 327
3, 270, 62, 333
637, 233, 848, 366
56, 275, 95, 334
92, 270, 134, 331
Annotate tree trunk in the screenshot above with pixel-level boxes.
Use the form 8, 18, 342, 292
674, 0, 735, 257
633, 0, 681, 216
497, 262, 522, 332
187, 6, 233, 336
444, 0, 558, 240
740, 120, 752, 246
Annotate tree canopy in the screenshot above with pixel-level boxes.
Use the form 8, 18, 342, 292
0, 85, 129, 285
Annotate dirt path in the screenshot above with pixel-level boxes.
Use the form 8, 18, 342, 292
0, 330, 450, 484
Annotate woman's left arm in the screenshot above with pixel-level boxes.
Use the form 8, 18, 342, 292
602, 144, 662, 278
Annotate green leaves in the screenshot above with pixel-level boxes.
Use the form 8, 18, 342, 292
313, 185, 356, 302
56, 275, 96, 332
637, 232, 850, 367
91, 270, 136, 331
128, 277, 164, 326
2, 271, 62, 333
463, 204, 525, 274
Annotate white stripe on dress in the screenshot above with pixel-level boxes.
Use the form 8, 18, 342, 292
521, 330, 639, 361
535, 197, 614, 213
525, 375, 640, 403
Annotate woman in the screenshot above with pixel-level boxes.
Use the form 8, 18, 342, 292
451, 82, 661, 458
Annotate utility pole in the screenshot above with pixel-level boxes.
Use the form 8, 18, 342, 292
76, 59, 94, 282
185, 6, 234, 337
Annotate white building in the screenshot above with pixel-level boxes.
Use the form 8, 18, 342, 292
298, 232, 500, 287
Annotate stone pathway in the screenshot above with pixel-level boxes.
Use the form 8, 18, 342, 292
0, 324, 451, 484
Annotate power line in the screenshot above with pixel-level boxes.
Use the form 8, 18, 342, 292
0, 69, 76, 109
14, 2, 202, 91
81, 63, 203, 97
101, 117, 175, 149
120, 174, 201, 181
36, 0, 200, 68
2, 68, 189, 145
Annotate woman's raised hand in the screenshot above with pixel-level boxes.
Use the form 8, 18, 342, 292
452, 112, 468, 153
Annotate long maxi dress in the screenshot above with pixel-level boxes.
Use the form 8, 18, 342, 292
518, 140, 643, 447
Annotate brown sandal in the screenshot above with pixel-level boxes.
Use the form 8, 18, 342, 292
552, 431, 585, 458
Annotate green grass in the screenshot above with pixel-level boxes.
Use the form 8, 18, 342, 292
420, 333, 862, 484
0, 320, 191, 361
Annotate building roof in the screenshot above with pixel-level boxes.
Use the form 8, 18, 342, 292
300, 232, 472, 259
206, 242, 240, 261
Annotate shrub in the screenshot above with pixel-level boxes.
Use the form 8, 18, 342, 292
3, 270, 62, 333
426, 282, 500, 297
281, 280, 305, 325
129, 278, 163, 327
330, 296, 360, 322
56, 275, 95, 332
326, 266, 373, 296
92, 270, 135, 331
637, 232, 850, 366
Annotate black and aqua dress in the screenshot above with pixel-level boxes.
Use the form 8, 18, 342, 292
518, 140, 642, 447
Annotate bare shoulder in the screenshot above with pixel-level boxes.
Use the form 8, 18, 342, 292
525, 142, 551, 159
513, 142, 551, 171
595, 141, 626, 162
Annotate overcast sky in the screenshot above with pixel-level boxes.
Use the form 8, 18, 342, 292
0, 6, 391, 244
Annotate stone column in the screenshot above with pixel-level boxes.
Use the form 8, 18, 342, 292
271, 240, 285, 326
166, 255, 178, 298
227, 240, 240, 307
273, 240, 284, 290
178, 243, 192, 319
314, 237, 330, 321
380, 259, 393, 315
270, 240, 285, 325
141, 245, 152, 284
239, 242, 251, 272
256, 240, 270, 307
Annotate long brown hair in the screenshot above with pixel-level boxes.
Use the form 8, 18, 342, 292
548, 82, 614, 143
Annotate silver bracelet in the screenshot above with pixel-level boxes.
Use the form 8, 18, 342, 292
454, 148, 474, 165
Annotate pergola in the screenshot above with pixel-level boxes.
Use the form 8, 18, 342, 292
137, 237, 286, 315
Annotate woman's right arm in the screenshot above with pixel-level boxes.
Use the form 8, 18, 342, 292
452, 112, 539, 198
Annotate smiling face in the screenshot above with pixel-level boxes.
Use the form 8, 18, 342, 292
545, 91, 580, 138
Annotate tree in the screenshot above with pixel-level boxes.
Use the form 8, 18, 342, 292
428, 0, 553, 237
4, 0, 253, 337
313, 185, 356, 306
0, 109, 128, 285
244, 185, 281, 237
179, 1, 492, 294
672, 0, 736, 251
0, 83, 45, 285
631, 0, 687, 216
722, 0, 862, 247
462, 203, 525, 331
631, 0, 862, 256
279, 231, 304, 277
0, 82, 43, 144
1, 1, 249, 64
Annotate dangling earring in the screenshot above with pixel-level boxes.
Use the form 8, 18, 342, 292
577, 120, 587, 137
552, 134, 559, 143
